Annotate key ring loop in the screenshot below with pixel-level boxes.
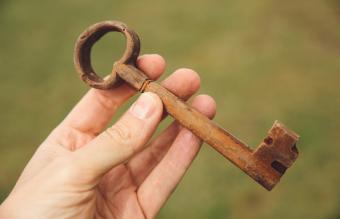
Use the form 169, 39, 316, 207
74, 20, 140, 89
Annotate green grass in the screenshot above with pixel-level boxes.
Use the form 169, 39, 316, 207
1, 0, 340, 218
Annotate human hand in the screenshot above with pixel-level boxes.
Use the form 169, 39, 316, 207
0, 54, 216, 219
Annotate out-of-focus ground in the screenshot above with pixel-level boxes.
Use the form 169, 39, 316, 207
1, 1, 340, 218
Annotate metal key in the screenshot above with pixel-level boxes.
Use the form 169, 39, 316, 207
73, 21, 299, 190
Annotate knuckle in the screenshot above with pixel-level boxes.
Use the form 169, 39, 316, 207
104, 122, 132, 144
52, 156, 80, 181
94, 89, 119, 112
52, 156, 95, 186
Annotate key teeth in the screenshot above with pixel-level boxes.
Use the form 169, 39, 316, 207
253, 121, 299, 176
272, 120, 300, 140
270, 120, 299, 165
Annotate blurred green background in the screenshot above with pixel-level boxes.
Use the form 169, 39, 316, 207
1, 0, 340, 218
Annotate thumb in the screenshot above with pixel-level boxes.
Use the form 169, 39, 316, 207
73, 92, 163, 181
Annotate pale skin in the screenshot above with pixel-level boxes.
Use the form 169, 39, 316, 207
0, 54, 216, 219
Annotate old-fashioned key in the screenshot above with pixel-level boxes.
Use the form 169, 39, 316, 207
74, 21, 299, 190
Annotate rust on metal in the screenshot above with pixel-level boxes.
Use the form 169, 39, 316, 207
73, 20, 300, 191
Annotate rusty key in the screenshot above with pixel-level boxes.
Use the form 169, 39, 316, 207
74, 21, 299, 190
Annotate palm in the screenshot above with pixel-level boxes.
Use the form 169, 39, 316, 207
95, 164, 145, 219
91, 119, 186, 219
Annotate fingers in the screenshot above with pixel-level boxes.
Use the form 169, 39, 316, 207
69, 67, 201, 182
58, 54, 166, 138
127, 122, 181, 185
101, 68, 201, 187
137, 95, 216, 218
127, 88, 209, 185
72, 92, 163, 180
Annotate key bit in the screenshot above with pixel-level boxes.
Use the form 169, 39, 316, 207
73, 20, 300, 191
249, 121, 299, 189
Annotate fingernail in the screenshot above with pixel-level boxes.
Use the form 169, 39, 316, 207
130, 92, 156, 119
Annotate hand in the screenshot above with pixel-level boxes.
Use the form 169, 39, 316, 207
0, 54, 216, 219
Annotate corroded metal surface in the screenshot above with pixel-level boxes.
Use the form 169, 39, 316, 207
73, 20, 300, 191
